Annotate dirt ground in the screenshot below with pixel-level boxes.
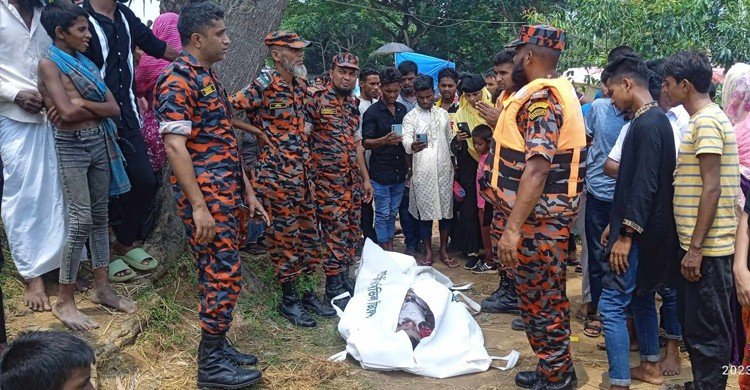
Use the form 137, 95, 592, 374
1, 233, 742, 389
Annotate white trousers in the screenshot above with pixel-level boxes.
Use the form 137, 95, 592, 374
0, 116, 64, 278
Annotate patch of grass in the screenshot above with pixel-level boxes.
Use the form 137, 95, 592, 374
0, 254, 26, 305
135, 254, 197, 350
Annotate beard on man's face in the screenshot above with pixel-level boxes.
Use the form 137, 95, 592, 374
511, 61, 528, 90
281, 58, 307, 79
333, 85, 354, 96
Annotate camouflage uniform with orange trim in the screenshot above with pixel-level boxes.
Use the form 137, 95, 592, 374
230, 67, 321, 284
504, 87, 577, 384
304, 79, 363, 276
490, 25, 583, 385
154, 53, 246, 335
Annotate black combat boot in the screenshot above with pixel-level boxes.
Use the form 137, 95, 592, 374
481, 278, 507, 306
325, 273, 350, 310
516, 369, 577, 389
481, 271, 521, 314
342, 266, 356, 295
531, 370, 578, 390
279, 281, 316, 327
197, 331, 261, 389
301, 290, 337, 317
222, 337, 258, 366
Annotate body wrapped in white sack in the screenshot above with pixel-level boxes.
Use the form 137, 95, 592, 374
336, 240, 491, 378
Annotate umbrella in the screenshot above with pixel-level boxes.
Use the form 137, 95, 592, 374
372, 42, 414, 56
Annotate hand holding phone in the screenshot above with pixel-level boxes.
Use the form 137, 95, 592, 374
456, 122, 471, 141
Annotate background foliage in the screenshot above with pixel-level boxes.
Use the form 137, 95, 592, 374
281, 0, 750, 75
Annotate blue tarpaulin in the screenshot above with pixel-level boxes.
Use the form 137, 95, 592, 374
395, 52, 455, 87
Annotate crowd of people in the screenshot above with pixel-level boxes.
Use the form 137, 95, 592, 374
2, 0, 750, 389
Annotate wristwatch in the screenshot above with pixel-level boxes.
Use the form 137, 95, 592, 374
619, 226, 635, 238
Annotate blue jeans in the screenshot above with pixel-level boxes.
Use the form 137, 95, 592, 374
658, 287, 682, 340
54, 125, 111, 284
598, 242, 660, 387
399, 186, 420, 249
372, 180, 405, 244
585, 195, 612, 308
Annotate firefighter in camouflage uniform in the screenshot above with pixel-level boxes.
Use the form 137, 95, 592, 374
480, 25, 586, 390
230, 31, 328, 328
304, 53, 373, 310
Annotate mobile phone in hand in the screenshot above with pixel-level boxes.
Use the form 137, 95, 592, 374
457, 122, 471, 137
391, 124, 403, 135
416, 133, 428, 145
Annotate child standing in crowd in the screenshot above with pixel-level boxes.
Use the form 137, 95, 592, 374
472, 124, 494, 268
0, 331, 95, 390
38, 1, 137, 331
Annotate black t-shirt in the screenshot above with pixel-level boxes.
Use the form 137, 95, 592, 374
362, 100, 408, 184
82, 0, 167, 134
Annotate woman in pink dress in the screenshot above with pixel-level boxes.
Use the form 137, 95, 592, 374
135, 10, 181, 172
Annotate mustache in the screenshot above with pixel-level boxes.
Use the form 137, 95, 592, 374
281, 58, 307, 78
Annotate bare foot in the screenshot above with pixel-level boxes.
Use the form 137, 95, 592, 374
661, 340, 682, 376
52, 301, 99, 331
24, 277, 51, 311
421, 246, 433, 265
630, 362, 664, 385
91, 285, 137, 314
440, 250, 459, 268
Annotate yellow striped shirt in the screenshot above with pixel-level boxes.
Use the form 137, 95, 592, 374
673, 103, 739, 257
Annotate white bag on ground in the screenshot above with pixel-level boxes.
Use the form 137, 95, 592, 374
331, 239, 518, 378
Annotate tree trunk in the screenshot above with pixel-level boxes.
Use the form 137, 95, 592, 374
143, 0, 287, 280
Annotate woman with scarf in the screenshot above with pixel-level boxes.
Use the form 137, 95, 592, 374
135, 8, 182, 172
727, 63, 750, 390
449, 74, 492, 271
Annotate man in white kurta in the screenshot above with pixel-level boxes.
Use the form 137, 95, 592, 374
402, 75, 457, 267
0, 0, 67, 311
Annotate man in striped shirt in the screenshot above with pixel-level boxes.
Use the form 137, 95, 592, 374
663, 51, 739, 390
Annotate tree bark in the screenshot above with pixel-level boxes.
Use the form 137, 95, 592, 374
143, 0, 287, 280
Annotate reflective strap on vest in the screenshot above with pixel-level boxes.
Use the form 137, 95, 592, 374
491, 142, 502, 190
496, 147, 586, 195
567, 147, 581, 197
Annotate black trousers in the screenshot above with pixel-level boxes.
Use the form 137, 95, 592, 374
109, 129, 158, 247
361, 198, 377, 242
677, 250, 733, 390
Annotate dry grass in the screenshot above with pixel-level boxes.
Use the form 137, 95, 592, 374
94, 253, 368, 389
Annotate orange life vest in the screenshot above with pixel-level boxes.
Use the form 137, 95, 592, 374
480, 77, 586, 219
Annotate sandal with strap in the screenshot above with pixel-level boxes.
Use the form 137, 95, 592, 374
583, 316, 603, 338
108, 258, 137, 283
117, 247, 158, 271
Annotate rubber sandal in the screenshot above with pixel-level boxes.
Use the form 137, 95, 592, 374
108, 258, 137, 283
118, 247, 158, 271
441, 257, 460, 269
583, 317, 603, 338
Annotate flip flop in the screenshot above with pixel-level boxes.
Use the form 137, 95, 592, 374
441, 257, 460, 269
118, 247, 158, 271
108, 258, 137, 283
